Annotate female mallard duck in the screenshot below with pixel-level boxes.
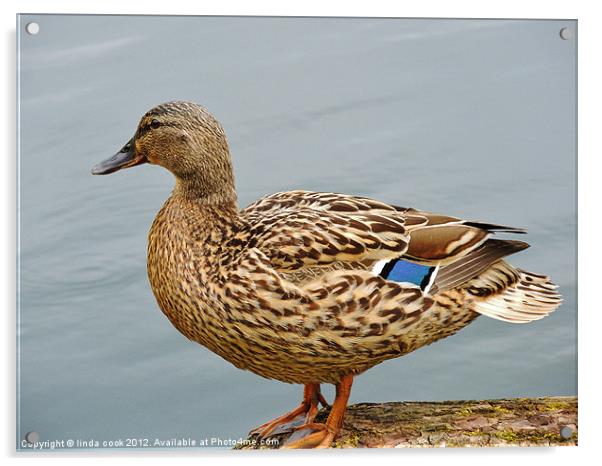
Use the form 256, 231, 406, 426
92, 101, 561, 449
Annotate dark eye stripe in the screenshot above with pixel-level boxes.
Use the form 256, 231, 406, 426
138, 120, 169, 136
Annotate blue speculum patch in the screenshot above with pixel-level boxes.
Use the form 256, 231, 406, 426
380, 259, 435, 290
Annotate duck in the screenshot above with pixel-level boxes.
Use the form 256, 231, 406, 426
91, 101, 562, 449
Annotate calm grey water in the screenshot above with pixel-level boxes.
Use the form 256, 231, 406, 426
17, 15, 576, 450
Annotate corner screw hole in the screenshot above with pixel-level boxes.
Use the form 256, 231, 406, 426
560, 425, 573, 439
25, 431, 39, 444
25, 22, 40, 35
559, 27, 573, 40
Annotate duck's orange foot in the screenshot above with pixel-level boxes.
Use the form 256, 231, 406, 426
282, 374, 354, 449
282, 423, 336, 449
248, 383, 326, 439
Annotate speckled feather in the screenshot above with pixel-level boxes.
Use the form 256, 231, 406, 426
107, 101, 561, 385
147, 195, 481, 384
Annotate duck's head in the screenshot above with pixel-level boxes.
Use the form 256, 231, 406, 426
92, 101, 236, 200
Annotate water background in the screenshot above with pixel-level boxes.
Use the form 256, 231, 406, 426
17, 15, 577, 450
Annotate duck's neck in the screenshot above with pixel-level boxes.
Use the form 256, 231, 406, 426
173, 172, 238, 210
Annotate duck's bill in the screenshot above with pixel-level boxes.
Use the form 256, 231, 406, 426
91, 138, 147, 175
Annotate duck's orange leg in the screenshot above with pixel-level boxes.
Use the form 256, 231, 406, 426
283, 374, 353, 449
249, 383, 327, 439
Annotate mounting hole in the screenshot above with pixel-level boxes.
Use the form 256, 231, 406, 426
559, 27, 573, 40
560, 425, 574, 439
25, 431, 39, 444
25, 22, 40, 35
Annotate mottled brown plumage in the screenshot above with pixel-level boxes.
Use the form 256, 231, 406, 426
92, 101, 562, 448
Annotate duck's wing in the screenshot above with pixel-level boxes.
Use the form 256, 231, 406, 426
241, 191, 410, 271
241, 191, 525, 273
396, 207, 526, 266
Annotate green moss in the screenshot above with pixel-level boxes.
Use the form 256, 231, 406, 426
496, 430, 520, 443
542, 401, 572, 412
456, 408, 473, 417
460, 429, 487, 437
495, 429, 569, 445
422, 423, 453, 432
334, 431, 362, 448
491, 405, 512, 415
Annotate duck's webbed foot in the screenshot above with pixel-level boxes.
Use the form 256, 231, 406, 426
248, 383, 327, 439
282, 374, 353, 449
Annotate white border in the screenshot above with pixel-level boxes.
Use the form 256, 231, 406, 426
2, 1, 599, 466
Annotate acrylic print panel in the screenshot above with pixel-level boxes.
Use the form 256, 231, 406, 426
17, 15, 577, 450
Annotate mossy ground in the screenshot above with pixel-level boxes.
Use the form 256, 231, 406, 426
237, 396, 577, 449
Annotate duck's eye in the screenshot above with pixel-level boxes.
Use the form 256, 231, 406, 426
150, 119, 162, 129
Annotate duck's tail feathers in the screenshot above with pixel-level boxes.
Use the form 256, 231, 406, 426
463, 221, 527, 235
429, 238, 529, 294
465, 261, 562, 323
